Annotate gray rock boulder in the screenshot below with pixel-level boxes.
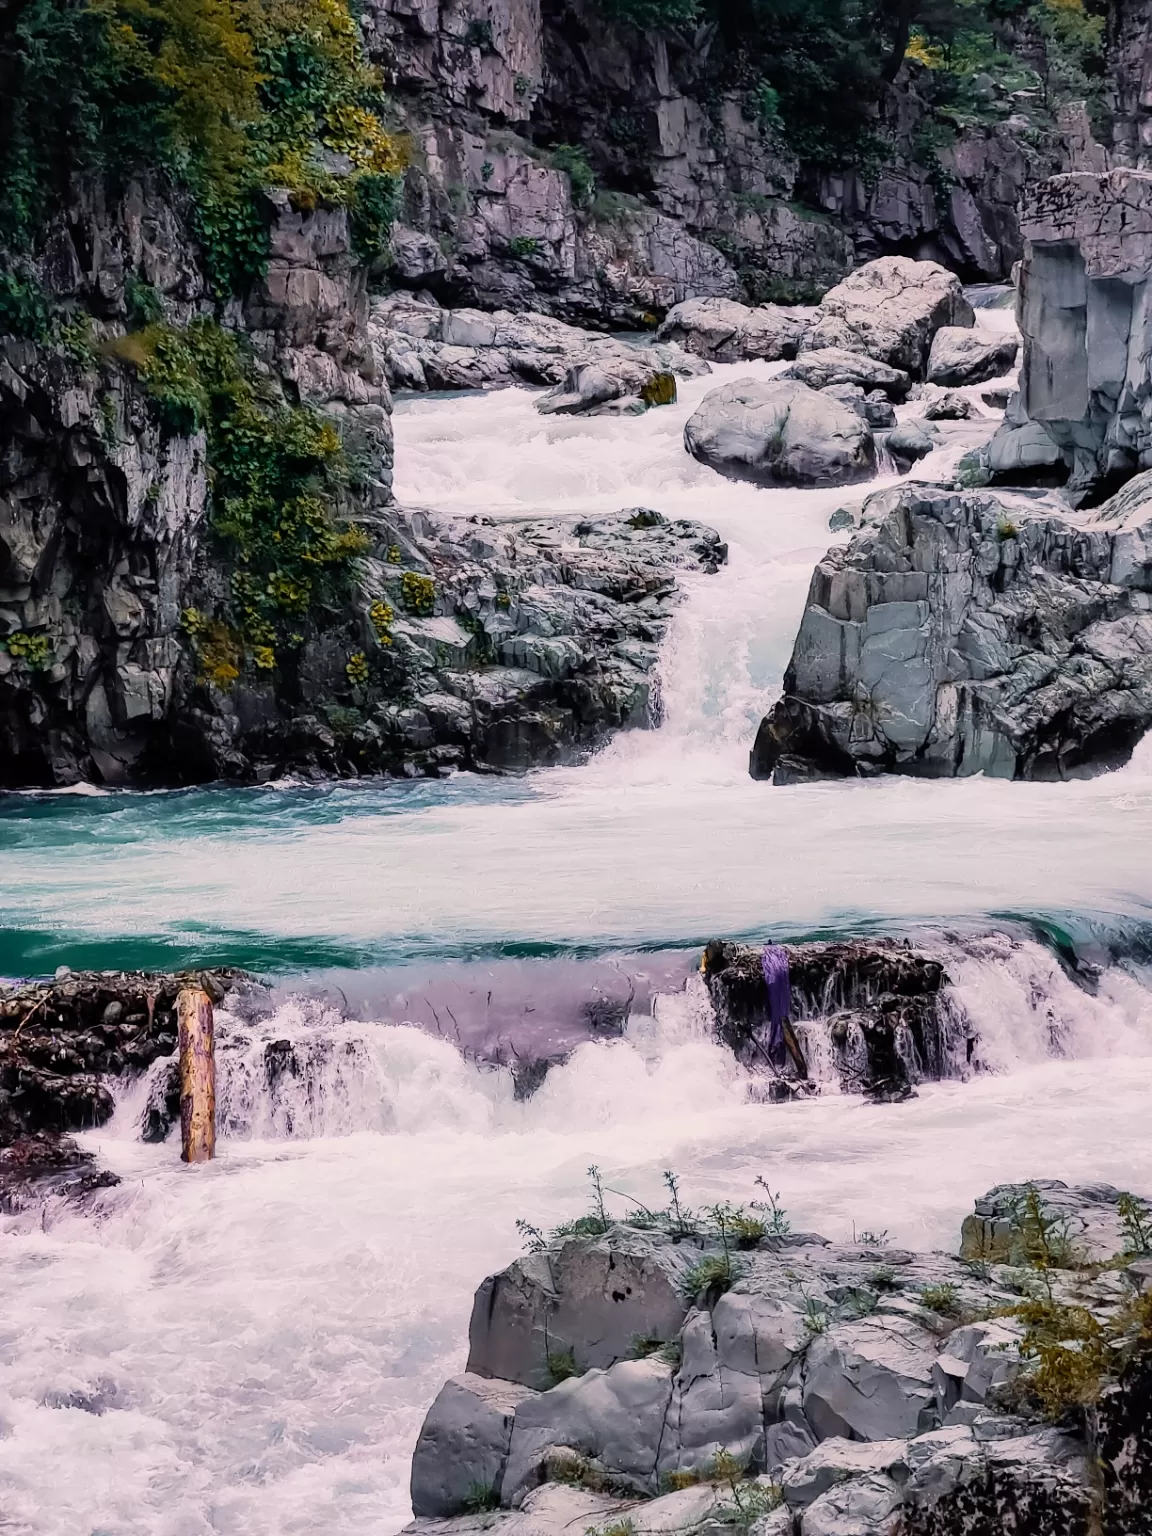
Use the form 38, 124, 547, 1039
783, 348, 911, 401
411, 1374, 539, 1517
801, 1474, 904, 1536
927, 325, 1019, 387
749, 486, 1152, 783
656, 297, 810, 363
923, 392, 976, 421
802, 258, 975, 377
886, 420, 937, 468
467, 1232, 691, 1391
781, 1440, 911, 1508
684, 379, 875, 488
535, 355, 677, 416
802, 1316, 939, 1442
959, 1181, 1135, 1267
822, 386, 897, 431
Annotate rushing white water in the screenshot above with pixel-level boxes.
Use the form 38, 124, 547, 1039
4, 944, 1152, 1536
3, 357, 1152, 970
7, 311, 1152, 1536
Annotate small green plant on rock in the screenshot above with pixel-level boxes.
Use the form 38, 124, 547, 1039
1119, 1191, 1152, 1255
461, 1481, 501, 1514
709, 1451, 783, 1533
369, 599, 394, 645
550, 144, 596, 208
752, 1177, 792, 1238
508, 235, 541, 258
920, 1283, 962, 1317
547, 1348, 579, 1384
3, 630, 53, 670
586, 1520, 635, 1536
400, 572, 436, 615
346, 651, 370, 686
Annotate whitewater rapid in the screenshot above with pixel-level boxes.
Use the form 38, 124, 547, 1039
5, 942, 1152, 1536
3, 357, 1152, 973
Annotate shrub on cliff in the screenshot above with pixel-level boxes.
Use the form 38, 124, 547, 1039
0, 0, 403, 290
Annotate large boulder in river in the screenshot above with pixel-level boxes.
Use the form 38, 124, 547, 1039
927, 325, 1019, 387
783, 347, 911, 401
802, 257, 975, 378
684, 378, 875, 488
535, 355, 678, 416
749, 484, 1152, 783
656, 296, 809, 362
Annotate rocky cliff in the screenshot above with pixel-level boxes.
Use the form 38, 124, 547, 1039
365, 0, 1061, 326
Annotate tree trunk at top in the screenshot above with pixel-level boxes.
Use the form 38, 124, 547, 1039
178, 987, 216, 1163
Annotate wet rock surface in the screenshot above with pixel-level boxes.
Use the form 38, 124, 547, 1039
402, 1181, 1152, 1535
800, 260, 975, 379
701, 939, 953, 1103
684, 380, 874, 489
750, 483, 1152, 784
0, 969, 241, 1148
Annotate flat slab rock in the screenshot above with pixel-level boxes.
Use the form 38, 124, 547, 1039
405, 1179, 1151, 1535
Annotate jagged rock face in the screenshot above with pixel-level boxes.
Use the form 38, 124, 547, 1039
0, 969, 237, 1146
405, 1181, 1151, 1534
750, 486, 1152, 785
1108, 0, 1152, 169
1016, 167, 1152, 504
801, 258, 975, 379
0, 178, 395, 788
927, 326, 1019, 389
363, 1, 1033, 326
656, 298, 811, 364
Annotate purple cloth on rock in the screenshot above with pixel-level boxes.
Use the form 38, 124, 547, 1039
761, 945, 792, 1065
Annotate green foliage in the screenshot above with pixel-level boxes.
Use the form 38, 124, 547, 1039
125, 318, 365, 670
369, 599, 394, 646
547, 1348, 579, 1384
400, 572, 436, 616
2, 631, 54, 669
460, 1482, 501, 1515
680, 1253, 741, 1302
346, 650, 370, 686
1119, 1192, 1152, 1256
0, 269, 50, 339
587, 1521, 636, 1536
920, 1282, 962, 1316
507, 235, 541, 258
125, 273, 164, 326
709, 1452, 783, 1533
0, 0, 403, 291
549, 144, 597, 209
599, 0, 698, 25
350, 172, 402, 265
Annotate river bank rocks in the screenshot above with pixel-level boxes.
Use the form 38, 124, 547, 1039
0, 968, 242, 1204
701, 940, 954, 1103
926, 326, 1019, 388
373, 293, 709, 397
216, 506, 724, 781
656, 299, 813, 364
684, 381, 874, 489
403, 1180, 1152, 1535
750, 482, 1152, 784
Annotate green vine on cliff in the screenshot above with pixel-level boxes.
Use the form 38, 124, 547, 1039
120, 318, 367, 677
0, 0, 404, 292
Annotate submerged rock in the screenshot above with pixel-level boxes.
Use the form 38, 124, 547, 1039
684, 379, 875, 488
750, 484, 1152, 783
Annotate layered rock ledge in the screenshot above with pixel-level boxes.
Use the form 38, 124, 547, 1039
403, 1181, 1152, 1535
750, 480, 1152, 784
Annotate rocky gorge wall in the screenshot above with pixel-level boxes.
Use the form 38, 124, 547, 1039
364, 0, 1053, 327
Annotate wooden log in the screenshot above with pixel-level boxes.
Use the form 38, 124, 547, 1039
177, 987, 216, 1163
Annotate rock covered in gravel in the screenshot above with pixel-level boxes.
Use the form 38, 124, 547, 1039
684, 379, 875, 488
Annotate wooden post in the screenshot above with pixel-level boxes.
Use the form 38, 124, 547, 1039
177, 986, 216, 1163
